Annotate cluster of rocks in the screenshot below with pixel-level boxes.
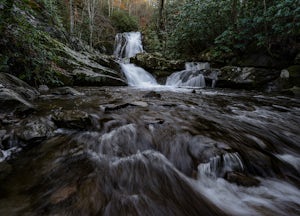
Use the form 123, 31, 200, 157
130, 52, 300, 95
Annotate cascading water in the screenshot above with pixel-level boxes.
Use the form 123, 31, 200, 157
166, 62, 211, 88
114, 32, 217, 89
114, 32, 158, 87
114, 32, 144, 59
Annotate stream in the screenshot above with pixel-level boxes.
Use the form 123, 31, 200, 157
0, 32, 299, 215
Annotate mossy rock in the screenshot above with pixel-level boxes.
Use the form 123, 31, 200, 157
287, 65, 300, 87
130, 53, 185, 78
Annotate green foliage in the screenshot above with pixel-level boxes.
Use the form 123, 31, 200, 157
145, 0, 300, 61
0, 1, 65, 86
111, 10, 139, 33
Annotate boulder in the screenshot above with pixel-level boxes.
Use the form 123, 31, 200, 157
143, 91, 162, 99
286, 65, 300, 87
92, 54, 121, 72
0, 73, 39, 99
216, 66, 280, 90
38, 85, 50, 93
15, 117, 56, 143
266, 65, 300, 93
0, 88, 35, 114
61, 46, 126, 86
72, 68, 126, 86
130, 53, 185, 78
52, 110, 92, 130
225, 171, 260, 187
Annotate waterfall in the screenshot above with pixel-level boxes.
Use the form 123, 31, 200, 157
114, 32, 158, 87
114, 32, 144, 59
113, 32, 216, 88
120, 63, 158, 87
166, 62, 209, 88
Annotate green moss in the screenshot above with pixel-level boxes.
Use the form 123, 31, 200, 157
287, 65, 300, 77
287, 65, 300, 87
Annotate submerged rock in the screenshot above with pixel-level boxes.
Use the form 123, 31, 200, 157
50, 86, 84, 96
225, 171, 260, 187
143, 91, 161, 99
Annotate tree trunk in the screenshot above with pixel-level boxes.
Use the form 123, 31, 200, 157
69, 0, 74, 35
231, 0, 238, 29
158, 0, 165, 30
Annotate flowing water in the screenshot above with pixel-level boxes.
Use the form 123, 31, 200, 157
166, 62, 208, 88
114, 32, 158, 87
0, 33, 299, 215
0, 87, 299, 215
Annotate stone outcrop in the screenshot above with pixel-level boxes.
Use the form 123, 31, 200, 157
130, 53, 185, 78
0, 73, 38, 114
216, 66, 280, 90
58, 46, 127, 86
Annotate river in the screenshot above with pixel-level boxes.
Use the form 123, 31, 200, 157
0, 32, 299, 215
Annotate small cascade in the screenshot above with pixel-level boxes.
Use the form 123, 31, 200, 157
198, 152, 244, 179
166, 62, 209, 88
114, 32, 158, 87
120, 63, 158, 87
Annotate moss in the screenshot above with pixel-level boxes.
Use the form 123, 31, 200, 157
287, 65, 300, 77
287, 65, 300, 87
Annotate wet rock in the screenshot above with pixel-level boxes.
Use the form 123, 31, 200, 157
286, 65, 300, 87
38, 85, 49, 93
0, 161, 12, 179
130, 53, 185, 78
0, 73, 39, 100
0, 130, 7, 148
280, 69, 289, 79
238, 148, 275, 177
101, 101, 148, 112
129, 101, 148, 107
92, 54, 121, 71
266, 65, 300, 93
100, 103, 131, 112
188, 136, 228, 164
217, 66, 280, 90
15, 117, 56, 143
0, 88, 35, 114
143, 91, 161, 99
52, 110, 91, 129
73, 67, 126, 86
225, 171, 260, 187
50, 185, 77, 204
50, 86, 83, 96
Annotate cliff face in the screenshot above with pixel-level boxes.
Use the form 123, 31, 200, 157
0, 0, 125, 87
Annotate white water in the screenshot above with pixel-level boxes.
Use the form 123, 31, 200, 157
195, 152, 300, 216
114, 32, 158, 87
114, 32, 144, 59
166, 62, 208, 88
120, 63, 158, 87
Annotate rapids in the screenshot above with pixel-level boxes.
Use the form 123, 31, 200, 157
0, 87, 299, 215
0, 32, 299, 215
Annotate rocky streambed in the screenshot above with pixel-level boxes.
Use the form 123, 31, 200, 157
0, 75, 300, 215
